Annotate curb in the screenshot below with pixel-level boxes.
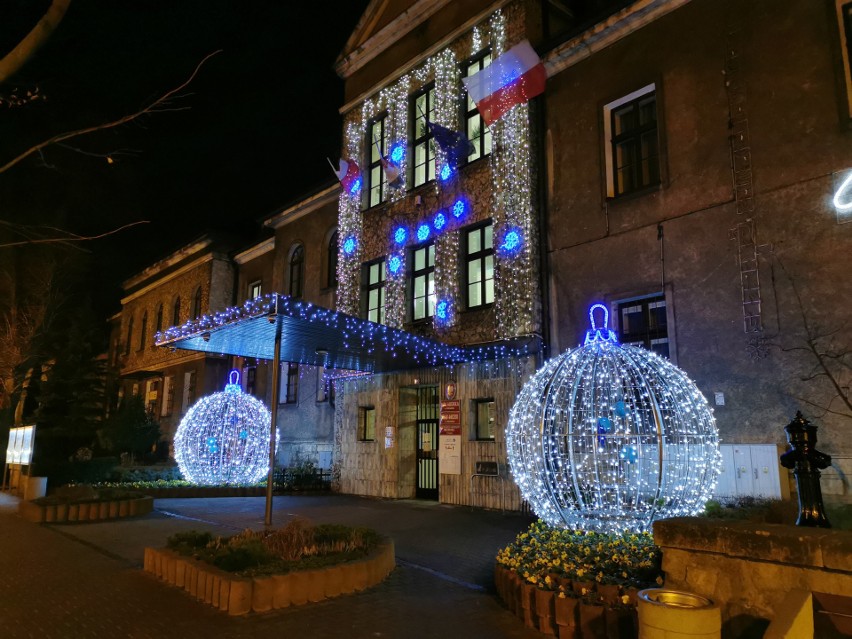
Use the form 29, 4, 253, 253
144, 540, 395, 616
18, 496, 154, 524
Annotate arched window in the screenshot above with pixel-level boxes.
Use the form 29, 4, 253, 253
173, 297, 181, 326
289, 245, 304, 299
192, 287, 203, 319
139, 312, 148, 350
125, 317, 133, 356
327, 230, 338, 289
155, 304, 163, 334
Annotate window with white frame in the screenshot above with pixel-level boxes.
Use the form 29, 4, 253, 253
465, 222, 494, 309
616, 294, 669, 358
367, 113, 389, 207
838, 1, 852, 117
161, 375, 174, 417
248, 280, 262, 300
181, 370, 196, 414
474, 398, 496, 440
463, 50, 492, 162
280, 362, 299, 404
362, 258, 387, 324
411, 84, 436, 187
410, 243, 435, 321
603, 84, 661, 198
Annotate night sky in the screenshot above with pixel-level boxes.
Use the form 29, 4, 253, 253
0, 0, 370, 315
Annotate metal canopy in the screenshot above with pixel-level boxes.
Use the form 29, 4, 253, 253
155, 294, 539, 373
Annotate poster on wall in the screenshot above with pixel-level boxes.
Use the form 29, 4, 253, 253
6, 425, 35, 465
384, 426, 395, 449
439, 435, 461, 475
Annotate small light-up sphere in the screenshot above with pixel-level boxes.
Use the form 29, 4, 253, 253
174, 372, 273, 485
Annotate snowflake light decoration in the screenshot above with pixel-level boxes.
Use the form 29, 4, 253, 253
174, 371, 274, 485
506, 304, 721, 533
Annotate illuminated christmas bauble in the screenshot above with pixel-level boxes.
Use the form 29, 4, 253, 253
507, 304, 720, 533
174, 371, 272, 485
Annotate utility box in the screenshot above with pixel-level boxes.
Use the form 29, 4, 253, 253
714, 444, 784, 499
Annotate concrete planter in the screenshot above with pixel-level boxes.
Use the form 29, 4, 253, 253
144, 541, 395, 616
18, 496, 153, 524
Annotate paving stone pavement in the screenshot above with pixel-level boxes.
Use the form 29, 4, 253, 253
0, 492, 543, 638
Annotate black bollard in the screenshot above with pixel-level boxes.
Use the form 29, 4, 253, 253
779, 411, 831, 528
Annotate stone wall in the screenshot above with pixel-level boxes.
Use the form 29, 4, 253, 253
654, 517, 852, 638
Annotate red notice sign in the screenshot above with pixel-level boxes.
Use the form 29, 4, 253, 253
440, 400, 461, 435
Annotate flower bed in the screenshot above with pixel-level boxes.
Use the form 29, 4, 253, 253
147, 521, 395, 615
495, 521, 663, 638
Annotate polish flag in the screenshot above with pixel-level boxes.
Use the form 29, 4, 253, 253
330, 158, 361, 193
462, 40, 546, 127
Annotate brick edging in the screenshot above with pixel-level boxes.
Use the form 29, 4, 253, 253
143, 541, 396, 615
18, 496, 154, 523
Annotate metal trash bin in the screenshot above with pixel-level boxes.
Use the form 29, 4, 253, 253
638, 588, 721, 639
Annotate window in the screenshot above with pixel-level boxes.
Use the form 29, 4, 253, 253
604, 84, 660, 197
138, 312, 148, 351
280, 362, 299, 404
125, 317, 133, 356
367, 113, 389, 207
192, 287, 203, 319
362, 258, 387, 324
155, 304, 163, 335
465, 222, 494, 308
172, 297, 181, 326
161, 375, 174, 417
289, 245, 304, 299
839, 1, 852, 117
316, 366, 328, 403
411, 243, 435, 321
248, 280, 262, 300
358, 406, 376, 441
145, 379, 159, 414
463, 51, 492, 162
617, 294, 669, 358
327, 230, 339, 288
411, 84, 436, 187
474, 398, 496, 440
181, 370, 196, 414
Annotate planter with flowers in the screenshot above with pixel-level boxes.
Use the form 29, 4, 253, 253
495, 520, 662, 638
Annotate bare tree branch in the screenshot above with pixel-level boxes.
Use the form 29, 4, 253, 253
0, 49, 222, 176
0, 220, 150, 249
0, 0, 72, 84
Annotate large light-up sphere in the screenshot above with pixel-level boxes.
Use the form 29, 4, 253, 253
174, 371, 272, 485
507, 304, 720, 533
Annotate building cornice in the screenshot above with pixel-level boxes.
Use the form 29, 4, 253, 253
122, 237, 214, 291
335, 0, 456, 80
234, 238, 275, 265
263, 185, 339, 230
339, 0, 510, 115
120, 254, 215, 306
543, 0, 692, 77
120, 350, 208, 377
